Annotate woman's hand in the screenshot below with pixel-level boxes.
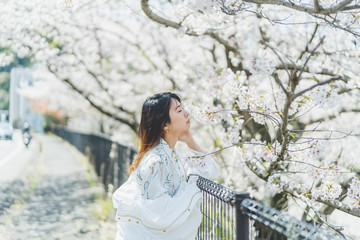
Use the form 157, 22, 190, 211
178, 131, 205, 153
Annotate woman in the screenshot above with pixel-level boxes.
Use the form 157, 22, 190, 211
112, 92, 219, 240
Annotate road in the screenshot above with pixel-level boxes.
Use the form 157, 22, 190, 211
0, 134, 116, 240
0, 130, 37, 182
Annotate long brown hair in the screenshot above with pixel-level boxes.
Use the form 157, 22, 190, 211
128, 92, 181, 174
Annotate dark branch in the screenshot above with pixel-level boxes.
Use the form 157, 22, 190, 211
292, 76, 343, 100
46, 64, 139, 132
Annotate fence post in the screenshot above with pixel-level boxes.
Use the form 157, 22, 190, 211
235, 192, 250, 240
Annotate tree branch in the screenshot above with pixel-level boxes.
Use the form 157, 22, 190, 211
282, 184, 360, 218
297, 36, 325, 80
46, 64, 139, 132
292, 76, 343, 100
311, 14, 360, 38
261, 40, 291, 78
276, 64, 340, 77
140, 0, 239, 53
272, 73, 290, 96
298, 24, 319, 61
314, 0, 321, 13
71, 47, 138, 118
241, 0, 354, 15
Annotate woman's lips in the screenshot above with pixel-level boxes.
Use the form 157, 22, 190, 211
186, 119, 191, 124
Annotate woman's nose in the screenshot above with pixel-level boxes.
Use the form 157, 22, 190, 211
185, 111, 189, 118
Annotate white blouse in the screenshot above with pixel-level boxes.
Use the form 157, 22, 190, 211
112, 138, 219, 240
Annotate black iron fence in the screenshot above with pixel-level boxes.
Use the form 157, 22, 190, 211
54, 127, 344, 240
53, 127, 137, 190
195, 175, 344, 240
194, 175, 249, 240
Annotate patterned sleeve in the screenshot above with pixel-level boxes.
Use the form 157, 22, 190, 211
135, 153, 171, 200
183, 149, 219, 180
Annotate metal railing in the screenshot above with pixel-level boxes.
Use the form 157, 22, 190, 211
54, 127, 345, 240
195, 175, 344, 240
194, 175, 249, 240
53, 127, 137, 190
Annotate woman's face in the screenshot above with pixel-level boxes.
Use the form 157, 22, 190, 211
167, 98, 190, 135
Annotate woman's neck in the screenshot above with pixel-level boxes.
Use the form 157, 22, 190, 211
163, 134, 178, 150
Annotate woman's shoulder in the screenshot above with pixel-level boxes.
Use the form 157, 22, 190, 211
142, 151, 161, 163
138, 149, 167, 169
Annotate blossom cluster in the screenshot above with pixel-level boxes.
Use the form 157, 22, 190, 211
248, 95, 273, 125
185, 155, 207, 168
241, 140, 278, 165
347, 177, 360, 209
0, 53, 14, 67
221, 119, 243, 145
57, 0, 74, 9
310, 85, 341, 109
309, 162, 340, 182
248, 57, 276, 77
312, 181, 342, 201
266, 175, 283, 194
190, 105, 224, 125
173, 0, 231, 33
287, 139, 343, 200
305, 140, 325, 159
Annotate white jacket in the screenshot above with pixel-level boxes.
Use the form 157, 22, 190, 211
112, 139, 219, 240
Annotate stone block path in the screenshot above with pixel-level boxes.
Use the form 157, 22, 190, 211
0, 135, 117, 240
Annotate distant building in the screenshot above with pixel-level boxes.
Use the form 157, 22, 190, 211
0, 110, 9, 122
9, 68, 44, 132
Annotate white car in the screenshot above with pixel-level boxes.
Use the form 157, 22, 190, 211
0, 122, 13, 140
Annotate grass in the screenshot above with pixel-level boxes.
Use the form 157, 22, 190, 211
93, 196, 115, 221
86, 167, 97, 187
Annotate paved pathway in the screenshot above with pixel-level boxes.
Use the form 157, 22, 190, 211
0, 131, 35, 181
0, 134, 116, 240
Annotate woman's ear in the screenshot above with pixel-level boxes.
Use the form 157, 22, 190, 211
164, 125, 169, 134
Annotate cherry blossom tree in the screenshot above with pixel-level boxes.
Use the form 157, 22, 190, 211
0, 0, 195, 133
140, 0, 360, 236
218, 0, 360, 37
